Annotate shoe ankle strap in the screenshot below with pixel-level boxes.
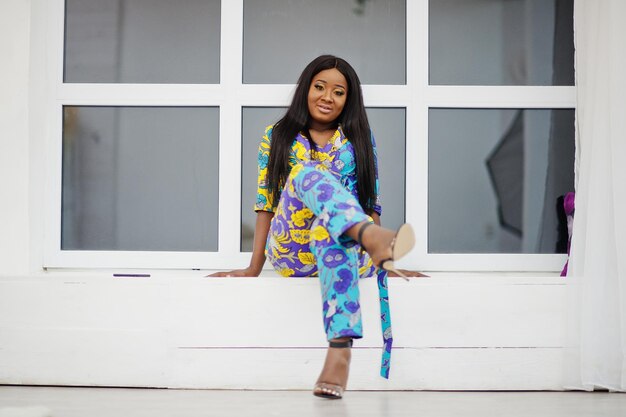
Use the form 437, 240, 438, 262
329, 339, 353, 348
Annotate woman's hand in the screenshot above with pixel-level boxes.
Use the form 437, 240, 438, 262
388, 269, 429, 278
208, 212, 273, 278
206, 267, 259, 277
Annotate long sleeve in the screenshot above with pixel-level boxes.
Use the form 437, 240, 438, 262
254, 125, 276, 212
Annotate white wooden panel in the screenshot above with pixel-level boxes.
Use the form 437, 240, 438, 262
0, 275, 565, 348
0, 327, 563, 390
168, 347, 564, 391
0, 274, 566, 389
0, 327, 169, 388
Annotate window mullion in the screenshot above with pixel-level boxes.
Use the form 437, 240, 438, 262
403, 0, 430, 268
218, 0, 245, 255
426, 86, 577, 109
57, 84, 226, 106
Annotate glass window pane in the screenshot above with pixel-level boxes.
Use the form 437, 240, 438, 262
64, 0, 220, 83
241, 107, 406, 251
367, 108, 406, 231
62, 106, 219, 251
429, 0, 574, 85
428, 108, 575, 253
243, 0, 406, 84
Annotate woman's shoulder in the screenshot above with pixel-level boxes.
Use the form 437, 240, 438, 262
263, 123, 276, 143
258, 125, 275, 148
262, 123, 299, 147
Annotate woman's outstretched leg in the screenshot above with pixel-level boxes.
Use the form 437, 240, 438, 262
310, 236, 361, 398
278, 162, 369, 398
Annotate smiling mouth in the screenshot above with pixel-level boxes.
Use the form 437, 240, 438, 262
317, 104, 333, 114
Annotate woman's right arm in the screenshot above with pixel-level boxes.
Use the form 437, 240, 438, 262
207, 210, 273, 277
208, 126, 275, 277
245, 210, 274, 275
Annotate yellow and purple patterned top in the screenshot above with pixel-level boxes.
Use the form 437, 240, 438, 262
255, 125, 382, 215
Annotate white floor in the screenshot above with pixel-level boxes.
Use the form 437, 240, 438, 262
1, 386, 625, 417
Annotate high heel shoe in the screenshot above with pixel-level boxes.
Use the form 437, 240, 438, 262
357, 223, 416, 279
313, 339, 353, 399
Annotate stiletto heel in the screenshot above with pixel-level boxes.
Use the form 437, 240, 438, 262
313, 339, 353, 399
357, 223, 415, 280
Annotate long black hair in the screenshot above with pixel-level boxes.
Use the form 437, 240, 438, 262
266, 55, 378, 214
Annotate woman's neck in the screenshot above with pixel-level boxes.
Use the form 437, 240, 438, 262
308, 122, 338, 147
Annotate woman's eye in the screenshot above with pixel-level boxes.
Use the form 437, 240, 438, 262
334, 90, 345, 97
314, 84, 324, 91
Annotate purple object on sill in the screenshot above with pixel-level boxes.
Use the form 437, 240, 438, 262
561, 192, 575, 277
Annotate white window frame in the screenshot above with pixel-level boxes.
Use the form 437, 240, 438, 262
42, 0, 575, 271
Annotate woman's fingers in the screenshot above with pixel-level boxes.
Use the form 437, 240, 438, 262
206, 269, 256, 277
206, 270, 236, 277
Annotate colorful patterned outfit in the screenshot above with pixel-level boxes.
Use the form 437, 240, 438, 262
255, 125, 394, 378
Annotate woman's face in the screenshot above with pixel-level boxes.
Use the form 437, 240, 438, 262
307, 68, 348, 128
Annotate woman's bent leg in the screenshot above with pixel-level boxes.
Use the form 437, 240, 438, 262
288, 163, 370, 242
265, 162, 371, 278
285, 162, 371, 338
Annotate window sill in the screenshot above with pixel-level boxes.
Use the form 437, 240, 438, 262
0, 268, 566, 286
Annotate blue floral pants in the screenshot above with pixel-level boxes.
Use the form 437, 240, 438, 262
265, 162, 394, 378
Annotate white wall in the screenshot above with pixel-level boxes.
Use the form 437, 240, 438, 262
0, 0, 31, 275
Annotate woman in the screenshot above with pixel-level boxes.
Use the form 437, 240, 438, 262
211, 55, 418, 399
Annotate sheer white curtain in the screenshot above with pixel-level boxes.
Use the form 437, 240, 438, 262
564, 0, 626, 392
